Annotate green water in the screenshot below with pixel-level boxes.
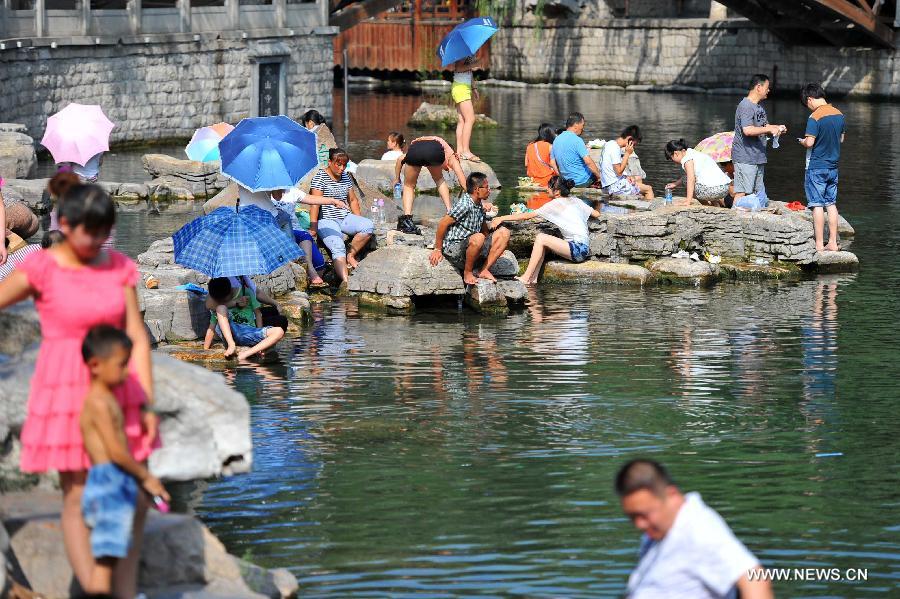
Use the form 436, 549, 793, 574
108, 88, 898, 596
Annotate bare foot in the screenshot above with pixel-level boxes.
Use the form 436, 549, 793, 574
310, 276, 326, 286
825, 243, 841, 252
237, 350, 253, 361
517, 275, 536, 286
477, 270, 497, 282
815, 245, 826, 253
463, 271, 478, 285
346, 253, 359, 269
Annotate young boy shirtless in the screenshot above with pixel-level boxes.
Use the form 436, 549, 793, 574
80, 325, 169, 595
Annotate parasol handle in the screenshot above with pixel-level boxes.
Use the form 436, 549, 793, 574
235, 196, 240, 213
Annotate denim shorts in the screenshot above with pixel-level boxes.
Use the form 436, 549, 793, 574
216, 321, 269, 346
805, 168, 839, 208
568, 241, 590, 263
82, 463, 138, 559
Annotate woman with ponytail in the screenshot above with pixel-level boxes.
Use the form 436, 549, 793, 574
664, 139, 732, 206
490, 175, 600, 285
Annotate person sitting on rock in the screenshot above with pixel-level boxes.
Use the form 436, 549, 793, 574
525, 123, 558, 188
382, 131, 405, 161
79, 324, 169, 596
270, 188, 338, 289
664, 139, 733, 207
392, 135, 468, 235
308, 148, 374, 284
430, 172, 510, 285
204, 277, 284, 361
551, 112, 602, 189
600, 125, 654, 199
490, 175, 599, 285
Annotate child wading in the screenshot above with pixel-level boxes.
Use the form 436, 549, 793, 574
204, 276, 285, 361
80, 325, 169, 595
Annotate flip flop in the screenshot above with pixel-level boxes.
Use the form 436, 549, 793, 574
461, 154, 482, 163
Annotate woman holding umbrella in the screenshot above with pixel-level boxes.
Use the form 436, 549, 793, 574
309, 148, 374, 283
450, 55, 480, 162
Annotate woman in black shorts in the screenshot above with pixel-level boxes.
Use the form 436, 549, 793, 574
392, 136, 467, 235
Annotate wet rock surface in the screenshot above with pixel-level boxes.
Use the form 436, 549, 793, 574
0, 491, 296, 599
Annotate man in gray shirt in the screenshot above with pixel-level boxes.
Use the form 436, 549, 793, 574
732, 74, 786, 201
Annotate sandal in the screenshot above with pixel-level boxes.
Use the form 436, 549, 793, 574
460, 153, 482, 162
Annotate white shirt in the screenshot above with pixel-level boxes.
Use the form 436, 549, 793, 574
681, 148, 731, 187
453, 70, 473, 85
600, 139, 624, 188
626, 492, 759, 599
237, 186, 278, 216
381, 150, 403, 161
535, 196, 593, 245
72, 152, 103, 181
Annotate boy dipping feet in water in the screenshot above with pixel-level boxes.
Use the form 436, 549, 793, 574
204, 276, 284, 361
430, 172, 510, 285
80, 325, 169, 596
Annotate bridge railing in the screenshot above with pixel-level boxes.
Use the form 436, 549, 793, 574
0, 0, 331, 40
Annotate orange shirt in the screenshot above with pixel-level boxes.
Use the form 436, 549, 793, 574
525, 141, 555, 187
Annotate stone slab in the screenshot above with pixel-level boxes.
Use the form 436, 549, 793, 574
811, 250, 859, 273
541, 260, 652, 285
648, 257, 720, 286
407, 101, 498, 129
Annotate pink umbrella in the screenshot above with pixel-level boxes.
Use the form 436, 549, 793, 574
40, 103, 115, 166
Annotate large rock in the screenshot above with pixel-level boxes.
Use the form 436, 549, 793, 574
541, 260, 652, 285
810, 250, 859, 274
648, 257, 721, 286
2, 178, 49, 213
142, 154, 228, 199
407, 102, 498, 129
348, 245, 465, 302
465, 279, 527, 314
0, 130, 36, 180
0, 491, 296, 599
0, 304, 253, 486
355, 158, 501, 193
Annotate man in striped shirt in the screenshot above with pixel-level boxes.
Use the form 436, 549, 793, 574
430, 172, 510, 285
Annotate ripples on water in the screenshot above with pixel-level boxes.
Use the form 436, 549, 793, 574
102, 88, 898, 596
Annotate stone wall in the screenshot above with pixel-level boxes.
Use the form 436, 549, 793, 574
490, 18, 900, 98
0, 31, 336, 144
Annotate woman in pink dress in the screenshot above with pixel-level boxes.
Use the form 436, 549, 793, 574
0, 181, 157, 598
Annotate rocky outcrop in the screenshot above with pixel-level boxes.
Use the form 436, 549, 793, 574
0, 128, 36, 181
0, 303, 253, 487
504, 205, 857, 270
407, 102, 498, 129
809, 250, 859, 274
143, 154, 229, 200
355, 158, 501, 193
348, 245, 525, 314
0, 491, 297, 599
3, 178, 155, 210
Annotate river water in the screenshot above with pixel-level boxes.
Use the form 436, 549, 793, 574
93, 87, 897, 596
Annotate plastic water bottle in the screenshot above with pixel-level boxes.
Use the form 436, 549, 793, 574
376, 198, 386, 225
393, 183, 402, 203
664, 188, 673, 204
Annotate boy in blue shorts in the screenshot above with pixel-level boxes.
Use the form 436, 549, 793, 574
204, 276, 285, 361
80, 325, 169, 596
799, 82, 845, 252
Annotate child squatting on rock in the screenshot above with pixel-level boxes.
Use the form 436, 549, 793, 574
79, 324, 169, 596
204, 276, 285, 361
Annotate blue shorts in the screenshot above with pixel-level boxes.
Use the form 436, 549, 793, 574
805, 168, 839, 208
568, 241, 590, 263
293, 230, 326, 270
82, 463, 138, 559
216, 321, 270, 346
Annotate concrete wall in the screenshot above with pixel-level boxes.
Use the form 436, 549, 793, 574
490, 19, 900, 98
0, 30, 336, 143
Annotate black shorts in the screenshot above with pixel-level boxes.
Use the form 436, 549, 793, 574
404, 140, 445, 167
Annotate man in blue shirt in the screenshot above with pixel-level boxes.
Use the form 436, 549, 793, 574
551, 112, 602, 188
798, 82, 845, 253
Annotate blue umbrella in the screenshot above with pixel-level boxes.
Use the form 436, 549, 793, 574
173, 204, 302, 277
219, 115, 318, 192
438, 17, 498, 67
